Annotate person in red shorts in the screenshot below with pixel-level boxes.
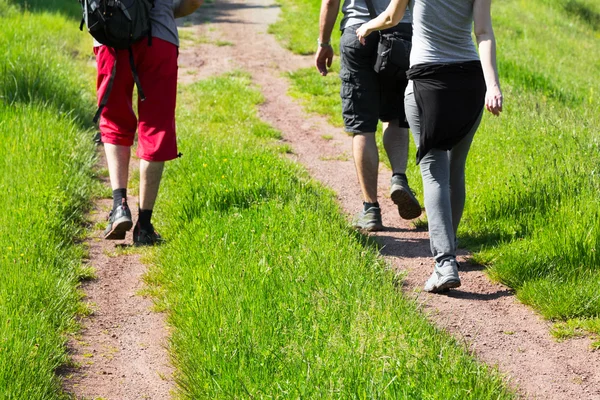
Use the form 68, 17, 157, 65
96, 0, 202, 246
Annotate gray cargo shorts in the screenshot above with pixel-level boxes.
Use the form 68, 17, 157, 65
339, 23, 412, 133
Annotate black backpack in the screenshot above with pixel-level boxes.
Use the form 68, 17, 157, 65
79, 0, 155, 123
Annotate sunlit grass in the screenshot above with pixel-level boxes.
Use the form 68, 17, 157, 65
0, 0, 96, 397
269, 0, 340, 55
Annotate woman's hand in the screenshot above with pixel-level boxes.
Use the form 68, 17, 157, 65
356, 24, 373, 45
356, 0, 408, 44
485, 84, 503, 116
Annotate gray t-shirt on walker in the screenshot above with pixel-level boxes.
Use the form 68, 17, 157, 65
341, 0, 412, 30
408, 0, 479, 66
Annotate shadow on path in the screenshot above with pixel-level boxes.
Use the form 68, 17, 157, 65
443, 288, 514, 301
377, 234, 432, 259
178, 1, 280, 26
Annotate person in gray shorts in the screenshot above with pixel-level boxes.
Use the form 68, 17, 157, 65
316, 0, 422, 232
357, 0, 503, 292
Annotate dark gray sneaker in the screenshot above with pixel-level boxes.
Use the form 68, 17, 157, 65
133, 222, 164, 247
103, 200, 133, 240
390, 175, 422, 220
352, 206, 384, 232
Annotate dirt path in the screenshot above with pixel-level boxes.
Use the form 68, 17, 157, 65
178, 1, 600, 399
62, 153, 174, 399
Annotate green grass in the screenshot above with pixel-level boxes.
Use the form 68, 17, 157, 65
145, 72, 514, 398
288, 62, 343, 126
8, 0, 81, 19
269, 0, 341, 55
273, 0, 600, 338
552, 318, 600, 349
0, 0, 96, 397
1, 1, 96, 123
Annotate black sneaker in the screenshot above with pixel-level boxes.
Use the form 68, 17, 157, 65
103, 200, 133, 240
390, 174, 422, 220
133, 221, 164, 247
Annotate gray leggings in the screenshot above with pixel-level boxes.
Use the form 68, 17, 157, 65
404, 82, 482, 262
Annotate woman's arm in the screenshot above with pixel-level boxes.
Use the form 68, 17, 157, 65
474, 0, 503, 115
356, 0, 409, 44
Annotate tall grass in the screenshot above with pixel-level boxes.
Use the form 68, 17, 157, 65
1, 1, 95, 123
146, 73, 514, 398
273, 0, 600, 338
0, 0, 96, 397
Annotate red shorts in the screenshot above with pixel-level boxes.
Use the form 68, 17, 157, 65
94, 38, 178, 162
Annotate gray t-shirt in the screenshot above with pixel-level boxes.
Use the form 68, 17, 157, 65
94, 0, 179, 47
151, 0, 179, 47
409, 0, 479, 66
341, 0, 411, 30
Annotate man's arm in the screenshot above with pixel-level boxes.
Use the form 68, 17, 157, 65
173, 0, 203, 19
315, 0, 340, 76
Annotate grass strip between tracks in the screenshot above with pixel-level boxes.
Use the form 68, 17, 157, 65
147, 72, 514, 398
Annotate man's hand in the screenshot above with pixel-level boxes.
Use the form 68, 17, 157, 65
316, 0, 340, 76
315, 44, 334, 76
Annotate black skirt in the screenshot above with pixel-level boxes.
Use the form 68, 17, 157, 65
406, 61, 486, 164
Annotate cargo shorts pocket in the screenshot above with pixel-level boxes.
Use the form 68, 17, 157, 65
340, 75, 378, 133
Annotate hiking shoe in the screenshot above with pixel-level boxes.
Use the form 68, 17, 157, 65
390, 175, 422, 220
423, 259, 461, 293
352, 206, 384, 232
103, 200, 133, 240
133, 222, 164, 247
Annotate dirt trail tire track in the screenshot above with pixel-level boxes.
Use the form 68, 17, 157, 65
179, 1, 600, 399
63, 153, 174, 399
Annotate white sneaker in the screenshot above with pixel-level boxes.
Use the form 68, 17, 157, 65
423, 259, 461, 293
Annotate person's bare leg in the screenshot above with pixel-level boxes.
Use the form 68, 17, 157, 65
352, 132, 379, 203
139, 159, 164, 210
104, 143, 130, 190
133, 159, 165, 244
103, 143, 133, 239
382, 120, 409, 175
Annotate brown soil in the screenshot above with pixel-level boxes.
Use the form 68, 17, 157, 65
177, 1, 600, 399
62, 153, 175, 399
